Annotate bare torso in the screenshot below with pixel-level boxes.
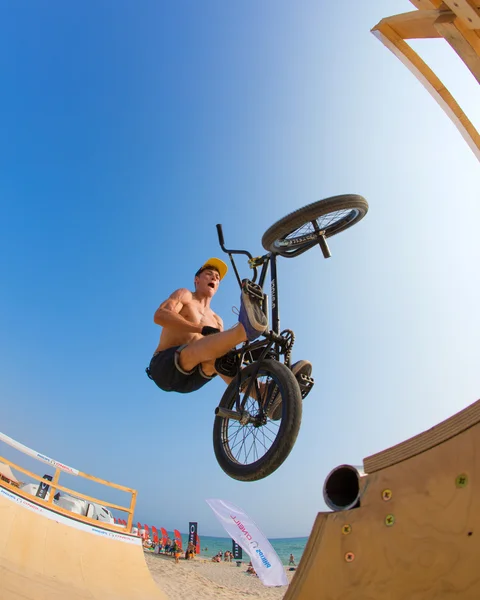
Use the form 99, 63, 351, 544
155, 292, 222, 353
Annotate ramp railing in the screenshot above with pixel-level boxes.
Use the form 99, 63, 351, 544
0, 432, 137, 533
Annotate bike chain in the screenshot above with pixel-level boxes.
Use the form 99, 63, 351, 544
280, 329, 295, 365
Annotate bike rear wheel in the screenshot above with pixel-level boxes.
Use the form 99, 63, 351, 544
213, 360, 302, 482
261, 194, 368, 257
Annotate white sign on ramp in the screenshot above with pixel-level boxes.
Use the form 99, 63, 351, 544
206, 498, 288, 587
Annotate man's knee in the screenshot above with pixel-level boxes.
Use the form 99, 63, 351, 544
176, 344, 200, 372
200, 360, 216, 377
177, 347, 217, 377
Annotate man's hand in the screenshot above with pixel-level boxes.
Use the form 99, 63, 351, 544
201, 326, 220, 336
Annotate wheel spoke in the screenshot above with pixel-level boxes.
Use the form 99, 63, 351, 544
221, 371, 282, 466
281, 209, 355, 243
262, 195, 368, 260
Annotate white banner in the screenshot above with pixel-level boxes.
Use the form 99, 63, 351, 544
0, 432, 79, 475
206, 498, 288, 587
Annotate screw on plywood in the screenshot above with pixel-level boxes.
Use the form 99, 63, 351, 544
345, 552, 355, 563
385, 514, 395, 527
342, 524, 352, 535
382, 489, 392, 501
456, 474, 468, 488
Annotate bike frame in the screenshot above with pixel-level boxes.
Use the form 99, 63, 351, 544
216, 223, 292, 420
216, 224, 287, 359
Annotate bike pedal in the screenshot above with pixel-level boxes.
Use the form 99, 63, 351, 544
298, 375, 314, 400
242, 279, 264, 302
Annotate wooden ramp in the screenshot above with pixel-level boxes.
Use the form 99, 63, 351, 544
0, 486, 167, 600
285, 399, 480, 599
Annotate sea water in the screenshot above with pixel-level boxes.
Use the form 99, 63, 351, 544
180, 534, 308, 566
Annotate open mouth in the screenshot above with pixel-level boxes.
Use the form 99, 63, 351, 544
208, 283, 215, 289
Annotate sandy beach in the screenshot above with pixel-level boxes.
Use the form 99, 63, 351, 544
145, 552, 296, 599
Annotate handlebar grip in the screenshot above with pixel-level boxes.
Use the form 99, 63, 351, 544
216, 224, 225, 248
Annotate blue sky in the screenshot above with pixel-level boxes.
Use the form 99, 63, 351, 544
0, 0, 479, 539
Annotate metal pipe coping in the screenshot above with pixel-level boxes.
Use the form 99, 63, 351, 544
323, 464, 366, 511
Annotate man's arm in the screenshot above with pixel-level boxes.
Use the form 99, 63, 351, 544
153, 289, 203, 334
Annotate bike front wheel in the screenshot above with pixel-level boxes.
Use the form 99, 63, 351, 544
261, 194, 368, 258
213, 360, 302, 482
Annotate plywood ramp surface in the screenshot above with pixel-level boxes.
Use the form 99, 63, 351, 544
286, 399, 480, 599
0, 487, 167, 599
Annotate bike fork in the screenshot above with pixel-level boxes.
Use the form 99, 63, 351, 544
312, 220, 331, 258
214, 341, 275, 422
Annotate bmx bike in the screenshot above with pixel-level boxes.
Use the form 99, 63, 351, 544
212, 194, 368, 482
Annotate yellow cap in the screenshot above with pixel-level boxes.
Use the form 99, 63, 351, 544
195, 258, 228, 280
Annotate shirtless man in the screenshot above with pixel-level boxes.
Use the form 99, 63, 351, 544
146, 258, 312, 415
146, 258, 268, 393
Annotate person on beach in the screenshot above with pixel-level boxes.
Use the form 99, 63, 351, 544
289, 554, 296, 566
146, 258, 312, 410
246, 562, 256, 575
185, 542, 195, 560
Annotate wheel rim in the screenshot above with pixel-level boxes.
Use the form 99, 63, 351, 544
272, 207, 361, 252
220, 370, 284, 467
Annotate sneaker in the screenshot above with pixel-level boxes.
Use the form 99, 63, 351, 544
238, 280, 268, 341
267, 360, 313, 421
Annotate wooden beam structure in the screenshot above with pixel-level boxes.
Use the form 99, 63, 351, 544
372, 1, 480, 161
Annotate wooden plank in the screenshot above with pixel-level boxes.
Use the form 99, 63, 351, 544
46, 468, 60, 506
372, 23, 480, 161
375, 9, 445, 39
365, 399, 480, 472
0, 454, 55, 486
409, 0, 445, 8
44, 481, 131, 513
442, 0, 480, 29
127, 490, 137, 532
435, 13, 480, 83
78, 469, 136, 494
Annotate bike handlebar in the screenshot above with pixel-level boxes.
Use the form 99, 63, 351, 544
216, 224, 226, 250
216, 224, 254, 261
216, 223, 257, 285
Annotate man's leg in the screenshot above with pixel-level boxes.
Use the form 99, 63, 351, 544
178, 324, 245, 373
179, 284, 268, 372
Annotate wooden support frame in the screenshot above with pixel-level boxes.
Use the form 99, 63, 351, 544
434, 13, 480, 81
442, 0, 480, 29
372, 5, 480, 161
0, 451, 137, 533
409, 0, 445, 9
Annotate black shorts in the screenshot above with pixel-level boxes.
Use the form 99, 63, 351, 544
146, 345, 216, 394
